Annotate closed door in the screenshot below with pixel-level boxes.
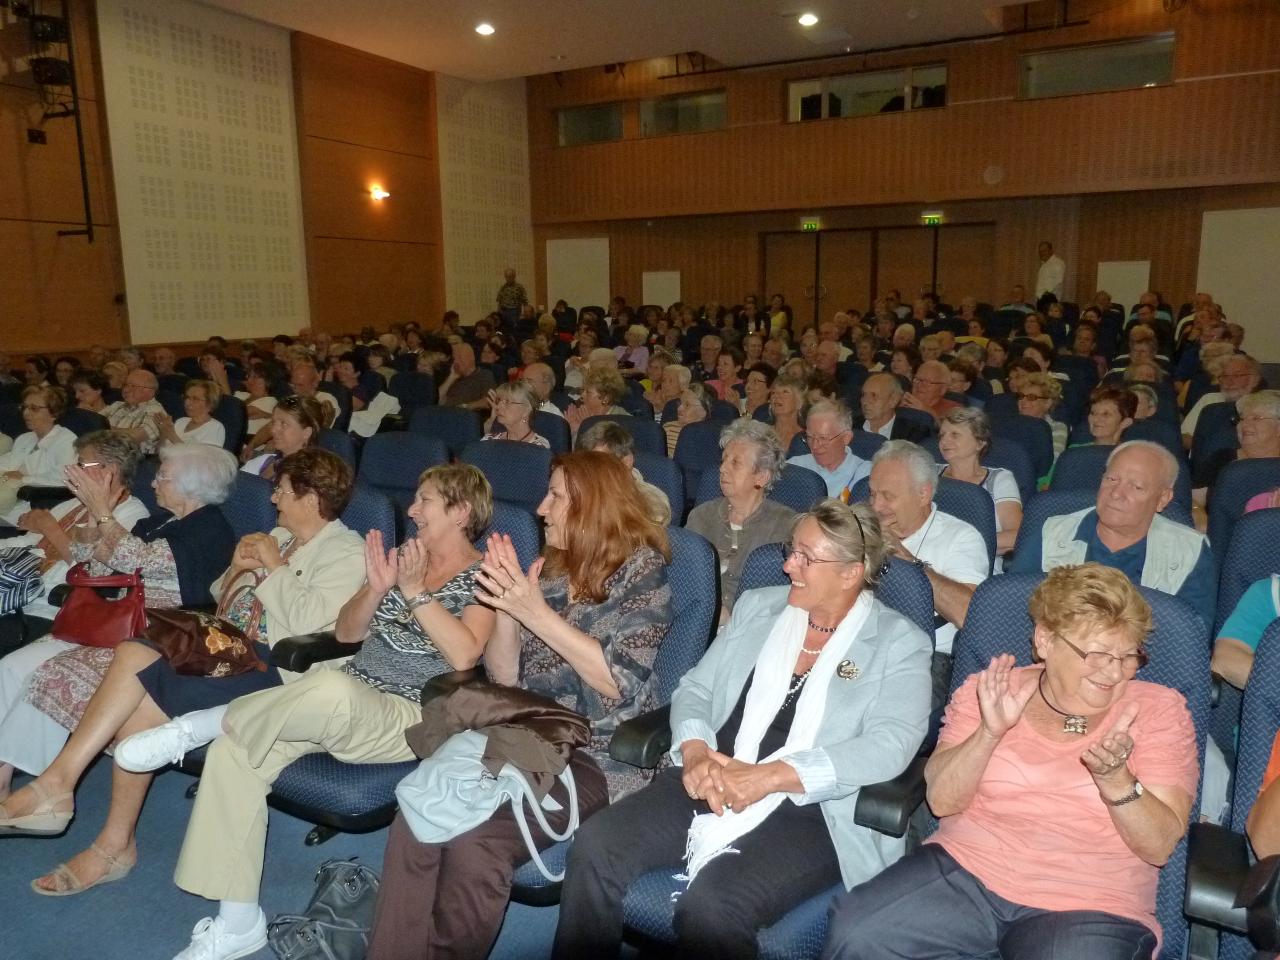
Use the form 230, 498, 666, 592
936, 224, 996, 306
818, 230, 873, 321
875, 227, 935, 305
763, 232, 818, 332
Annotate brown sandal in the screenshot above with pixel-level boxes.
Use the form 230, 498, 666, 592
0, 780, 73, 836
31, 842, 136, 897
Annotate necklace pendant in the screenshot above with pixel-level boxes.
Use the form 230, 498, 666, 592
1063, 715, 1088, 735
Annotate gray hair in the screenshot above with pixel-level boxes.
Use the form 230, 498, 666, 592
684, 382, 714, 417
795, 499, 888, 590
160, 442, 238, 506
1107, 439, 1179, 490
805, 398, 853, 433
939, 406, 992, 455
1126, 383, 1158, 412
720, 419, 785, 491
578, 420, 634, 458
493, 379, 539, 411
75, 430, 142, 489
666, 364, 692, 391
866, 371, 904, 401
872, 440, 938, 496
1238, 389, 1280, 421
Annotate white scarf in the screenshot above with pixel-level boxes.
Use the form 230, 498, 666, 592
679, 593, 873, 888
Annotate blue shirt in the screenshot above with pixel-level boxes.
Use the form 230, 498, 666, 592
786, 450, 871, 499
1219, 576, 1280, 651
1010, 509, 1217, 628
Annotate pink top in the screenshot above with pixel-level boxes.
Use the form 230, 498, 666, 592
1245, 489, 1280, 513
706, 378, 742, 401
929, 667, 1198, 946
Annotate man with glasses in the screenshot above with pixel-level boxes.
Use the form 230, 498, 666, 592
1181, 353, 1261, 449
901, 359, 961, 421
519, 362, 566, 418
1009, 440, 1215, 629
102, 369, 164, 454
786, 399, 871, 499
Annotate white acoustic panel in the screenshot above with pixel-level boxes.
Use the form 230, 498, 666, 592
1198, 208, 1280, 363
98, 0, 309, 344
1095, 261, 1150, 318
642, 271, 681, 310
436, 75, 535, 324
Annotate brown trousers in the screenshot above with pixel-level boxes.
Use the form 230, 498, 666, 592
366, 749, 609, 960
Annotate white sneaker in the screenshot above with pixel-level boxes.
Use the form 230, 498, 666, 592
115, 717, 210, 773
173, 912, 267, 960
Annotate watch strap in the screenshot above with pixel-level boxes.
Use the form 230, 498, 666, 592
1104, 780, 1144, 807
406, 591, 434, 611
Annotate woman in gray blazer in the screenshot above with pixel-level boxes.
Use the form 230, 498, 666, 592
553, 499, 933, 960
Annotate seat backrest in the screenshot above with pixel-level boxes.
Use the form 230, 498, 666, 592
661, 398, 680, 424
633, 451, 684, 521
218, 472, 277, 539
132, 457, 160, 514
651, 527, 718, 704
1208, 458, 1280, 564
213, 395, 247, 453
459, 439, 552, 514
340, 483, 396, 542
576, 414, 666, 457
709, 399, 738, 424
316, 428, 357, 469
768, 464, 827, 513
1191, 401, 1238, 477
1231, 619, 1280, 834
357, 433, 448, 508
1049, 444, 1111, 494
672, 420, 725, 506
408, 405, 483, 457
1216, 508, 1280, 634
479, 501, 542, 570
951, 574, 1209, 960
989, 413, 1054, 480
388, 371, 437, 411
850, 429, 886, 461
1121, 418, 1184, 463
157, 389, 186, 419
57, 408, 109, 438
983, 391, 1019, 420
532, 411, 570, 455
0, 402, 23, 438
157, 373, 189, 396
985, 436, 1037, 505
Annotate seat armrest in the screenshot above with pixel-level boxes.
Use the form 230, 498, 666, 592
1184, 821, 1250, 934
853, 754, 929, 838
18, 485, 75, 509
609, 704, 672, 769
269, 631, 354, 672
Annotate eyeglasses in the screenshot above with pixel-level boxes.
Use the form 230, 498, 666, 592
805, 431, 848, 448
1056, 634, 1147, 677
76, 460, 103, 468
1240, 414, 1278, 425
784, 513, 865, 568
20, 403, 49, 412
912, 377, 946, 387
1017, 393, 1050, 402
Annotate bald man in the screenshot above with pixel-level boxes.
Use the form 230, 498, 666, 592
102, 369, 164, 454
901, 360, 961, 421
440, 342, 495, 411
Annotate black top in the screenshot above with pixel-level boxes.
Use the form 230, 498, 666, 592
134, 504, 236, 606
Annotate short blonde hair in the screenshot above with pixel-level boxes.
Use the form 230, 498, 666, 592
796, 500, 888, 589
493, 379, 539, 411
418, 463, 493, 541
1023, 371, 1062, 404
1029, 563, 1152, 651
185, 378, 223, 407
583, 365, 627, 406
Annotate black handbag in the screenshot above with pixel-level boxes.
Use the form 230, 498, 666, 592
267, 858, 380, 960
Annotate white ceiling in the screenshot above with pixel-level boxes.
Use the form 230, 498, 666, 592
197, 0, 1028, 82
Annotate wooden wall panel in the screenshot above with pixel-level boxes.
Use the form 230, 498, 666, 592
1, 1, 127, 352
529, 1, 1280, 225
293, 33, 445, 332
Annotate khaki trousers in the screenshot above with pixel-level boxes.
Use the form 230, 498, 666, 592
174, 669, 420, 903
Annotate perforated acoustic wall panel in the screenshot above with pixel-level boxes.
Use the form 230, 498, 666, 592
97, 0, 309, 344
435, 75, 535, 322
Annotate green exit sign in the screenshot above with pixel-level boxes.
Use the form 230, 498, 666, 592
921, 212, 944, 226
801, 220, 820, 232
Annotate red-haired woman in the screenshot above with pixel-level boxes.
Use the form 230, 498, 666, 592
366, 451, 674, 959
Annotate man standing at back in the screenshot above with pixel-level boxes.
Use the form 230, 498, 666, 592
1035, 240, 1067, 301
496, 267, 528, 331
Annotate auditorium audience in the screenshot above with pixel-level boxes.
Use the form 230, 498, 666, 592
1010, 440, 1215, 628
102, 369, 165, 455
1087, 387, 1138, 446
902, 360, 960, 421
1018, 371, 1069, 458
555, 500, 931, 958
242, 395, 325, 479
577, 421, 671, 525
0, 387, 77, 520
860, 372, 932, 443
70, 371, 109, 414
823, 564, 1196, 960
686, 420, 795, 621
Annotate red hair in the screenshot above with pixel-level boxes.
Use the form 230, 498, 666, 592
543, 450, 669, 603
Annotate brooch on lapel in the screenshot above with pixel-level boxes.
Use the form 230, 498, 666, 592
836, 660, 860, 680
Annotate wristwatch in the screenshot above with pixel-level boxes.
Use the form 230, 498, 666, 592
96, 514, 113, 525
1104, 780, 1144, 806
406, 591, 435, 612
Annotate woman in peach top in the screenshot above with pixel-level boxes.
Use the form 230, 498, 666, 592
822, 564, 1198, 960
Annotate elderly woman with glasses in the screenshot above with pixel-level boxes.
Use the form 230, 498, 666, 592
0, 442, 237, 891
686, 421, 795, 623
482, 380, 550, 447
1017, 371, 1068, 465
823, 563, 1197, 960
1192, 389, 1280, 517
155, 379, 226, 449
0, 386, 77, 522
554, 500, 933, 959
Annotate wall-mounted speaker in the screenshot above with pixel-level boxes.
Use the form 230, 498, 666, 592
31, 56, 72, 86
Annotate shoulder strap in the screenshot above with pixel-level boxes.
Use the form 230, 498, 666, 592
507, 764, 579, 883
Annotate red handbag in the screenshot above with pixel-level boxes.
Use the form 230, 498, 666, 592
49, 563, 148, 648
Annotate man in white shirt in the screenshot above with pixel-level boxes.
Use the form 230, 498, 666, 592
518, 362, 565, 419
1181, 353, 1260, 448
867, 440, 988, 656
786, 399, 871, 499
1035, 240, 1067, 301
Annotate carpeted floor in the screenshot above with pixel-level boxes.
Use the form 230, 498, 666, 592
2, 757, 559, 960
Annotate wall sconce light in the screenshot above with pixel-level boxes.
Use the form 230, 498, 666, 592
370, 185, 390, 201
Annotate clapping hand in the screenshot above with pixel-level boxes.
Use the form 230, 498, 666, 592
234, 532, 284, 572
16, 508, 57, 537
364, 529, 398, 596
976, 655, 1037, 740
474, 533, 547, 626
565, 403, 587, 433
396, 537, 430, 598
1082, 703, 1139, 787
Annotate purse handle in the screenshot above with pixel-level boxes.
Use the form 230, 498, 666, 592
63, 562, 143, 590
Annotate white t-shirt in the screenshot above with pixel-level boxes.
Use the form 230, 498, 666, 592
171, 417, 226, 448
236, 392, 278, 436
900, 504, 990, 655
1035, 254, 1067, 299
0, 425, 77, 487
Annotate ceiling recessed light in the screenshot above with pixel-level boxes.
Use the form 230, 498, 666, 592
475, 22, 495, 36
798, 12, 819, 27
